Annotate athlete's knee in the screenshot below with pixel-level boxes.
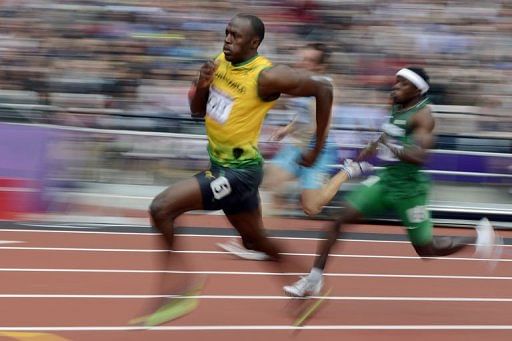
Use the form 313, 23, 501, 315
303, 208, 319, 217
149, 193, 175, 221
148, 198, 163, 222
332, 204, 360, 230
302, 204, 321, 217
301, 192, 322, 216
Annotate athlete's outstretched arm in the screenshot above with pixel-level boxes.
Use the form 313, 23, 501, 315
355, 136, 382, 162
189, 60, 218, 118
270, 117, 298, 141
258, 65, 333, 166
383, 107, 435, 165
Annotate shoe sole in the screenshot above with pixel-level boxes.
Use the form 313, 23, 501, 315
128, 278, 206, 327
284, 288, 306, 298
217, 242, 270, 261
283, 285, 323, 298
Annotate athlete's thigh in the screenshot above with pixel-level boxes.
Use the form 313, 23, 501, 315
345, 175, 388, 218
268, 144, 301, 180
194, 168, 230, 211
221, 166, 263, 214
299, 145, 336, 190
152, 176, 204, 214
262, 163, 296, 189
394, 194, 433, 246
197, 164, 263, 214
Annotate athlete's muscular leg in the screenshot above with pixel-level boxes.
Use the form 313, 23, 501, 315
262, 164, 296, 211
224, 205, 281, 260
313, 204, 362, 270
225, 204, 312, 285
399, 197, 475, 258
262, 164, 295, 190
301, 168, 349, 216
413, 236, 475, 257
149, 177, 204, 248
148, 177, 205, 298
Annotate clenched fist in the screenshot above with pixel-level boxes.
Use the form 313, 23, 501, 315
197, 60, 219, 88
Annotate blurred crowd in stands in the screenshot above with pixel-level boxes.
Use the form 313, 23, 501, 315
0, 0, 510, 136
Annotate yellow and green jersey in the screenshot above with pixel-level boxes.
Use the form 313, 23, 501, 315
205, 53, 277, 168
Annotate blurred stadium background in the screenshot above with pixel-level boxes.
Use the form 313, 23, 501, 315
0, 0, 510, 225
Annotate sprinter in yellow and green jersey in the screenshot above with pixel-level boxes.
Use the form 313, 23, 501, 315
139, 14, 333, 325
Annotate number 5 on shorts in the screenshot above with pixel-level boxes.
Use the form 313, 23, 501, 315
210, 176, 232, 200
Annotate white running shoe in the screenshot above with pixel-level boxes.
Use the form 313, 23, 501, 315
488, 235, 505, 271
283, 276, 323, 297
475, 217, 499, 259
217, 239, 271, 261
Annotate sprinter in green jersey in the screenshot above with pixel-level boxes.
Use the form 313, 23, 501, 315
284, 67, 501, 297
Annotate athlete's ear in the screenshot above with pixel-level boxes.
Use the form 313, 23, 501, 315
250, 37, 261, 49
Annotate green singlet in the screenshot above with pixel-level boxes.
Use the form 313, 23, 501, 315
346, 98, 433, 246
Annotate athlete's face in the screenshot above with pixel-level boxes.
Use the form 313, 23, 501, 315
296, 48, 325, 73
391, 75, 421, 104
223, 17, 259, 63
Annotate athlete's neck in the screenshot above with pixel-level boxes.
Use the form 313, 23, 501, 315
232, 53, 259, 67
397, 96, 422, 112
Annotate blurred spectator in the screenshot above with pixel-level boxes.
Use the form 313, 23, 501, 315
0, 0, 509, 136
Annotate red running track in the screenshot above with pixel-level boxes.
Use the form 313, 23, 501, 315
0, 215, 511, 340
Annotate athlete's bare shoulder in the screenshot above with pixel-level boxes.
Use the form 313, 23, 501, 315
258, 64, 332, 101
412, 104, 434, 132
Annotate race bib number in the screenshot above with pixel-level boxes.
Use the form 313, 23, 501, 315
207, 88, 234, 124
361, 175, 380, 187
378, 123, 404, 161
210, 176, 232, 200
381, 122, 405, 137
377, 141, 402, 162
406, 205, 428, 224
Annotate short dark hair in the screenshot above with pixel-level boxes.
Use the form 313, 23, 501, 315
235, 14, 265, 45
306, 42, 330, 65
406, 66, 430, 86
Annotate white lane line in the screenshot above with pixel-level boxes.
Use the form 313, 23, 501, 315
0, 246, 166, 253
0, 325, 512, 331
0, 246, 507, 263
0, 228, 414, 242
17, 224, 102, 230
1, 294, 512, 302
0, 268, 510, 280
0, 228, 159, 236
1, 229, 502, 248
0, 241, 23, 245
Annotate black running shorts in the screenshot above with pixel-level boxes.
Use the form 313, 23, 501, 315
195, 162, 263, 215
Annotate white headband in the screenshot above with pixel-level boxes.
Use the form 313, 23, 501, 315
396, 68, 429, 94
